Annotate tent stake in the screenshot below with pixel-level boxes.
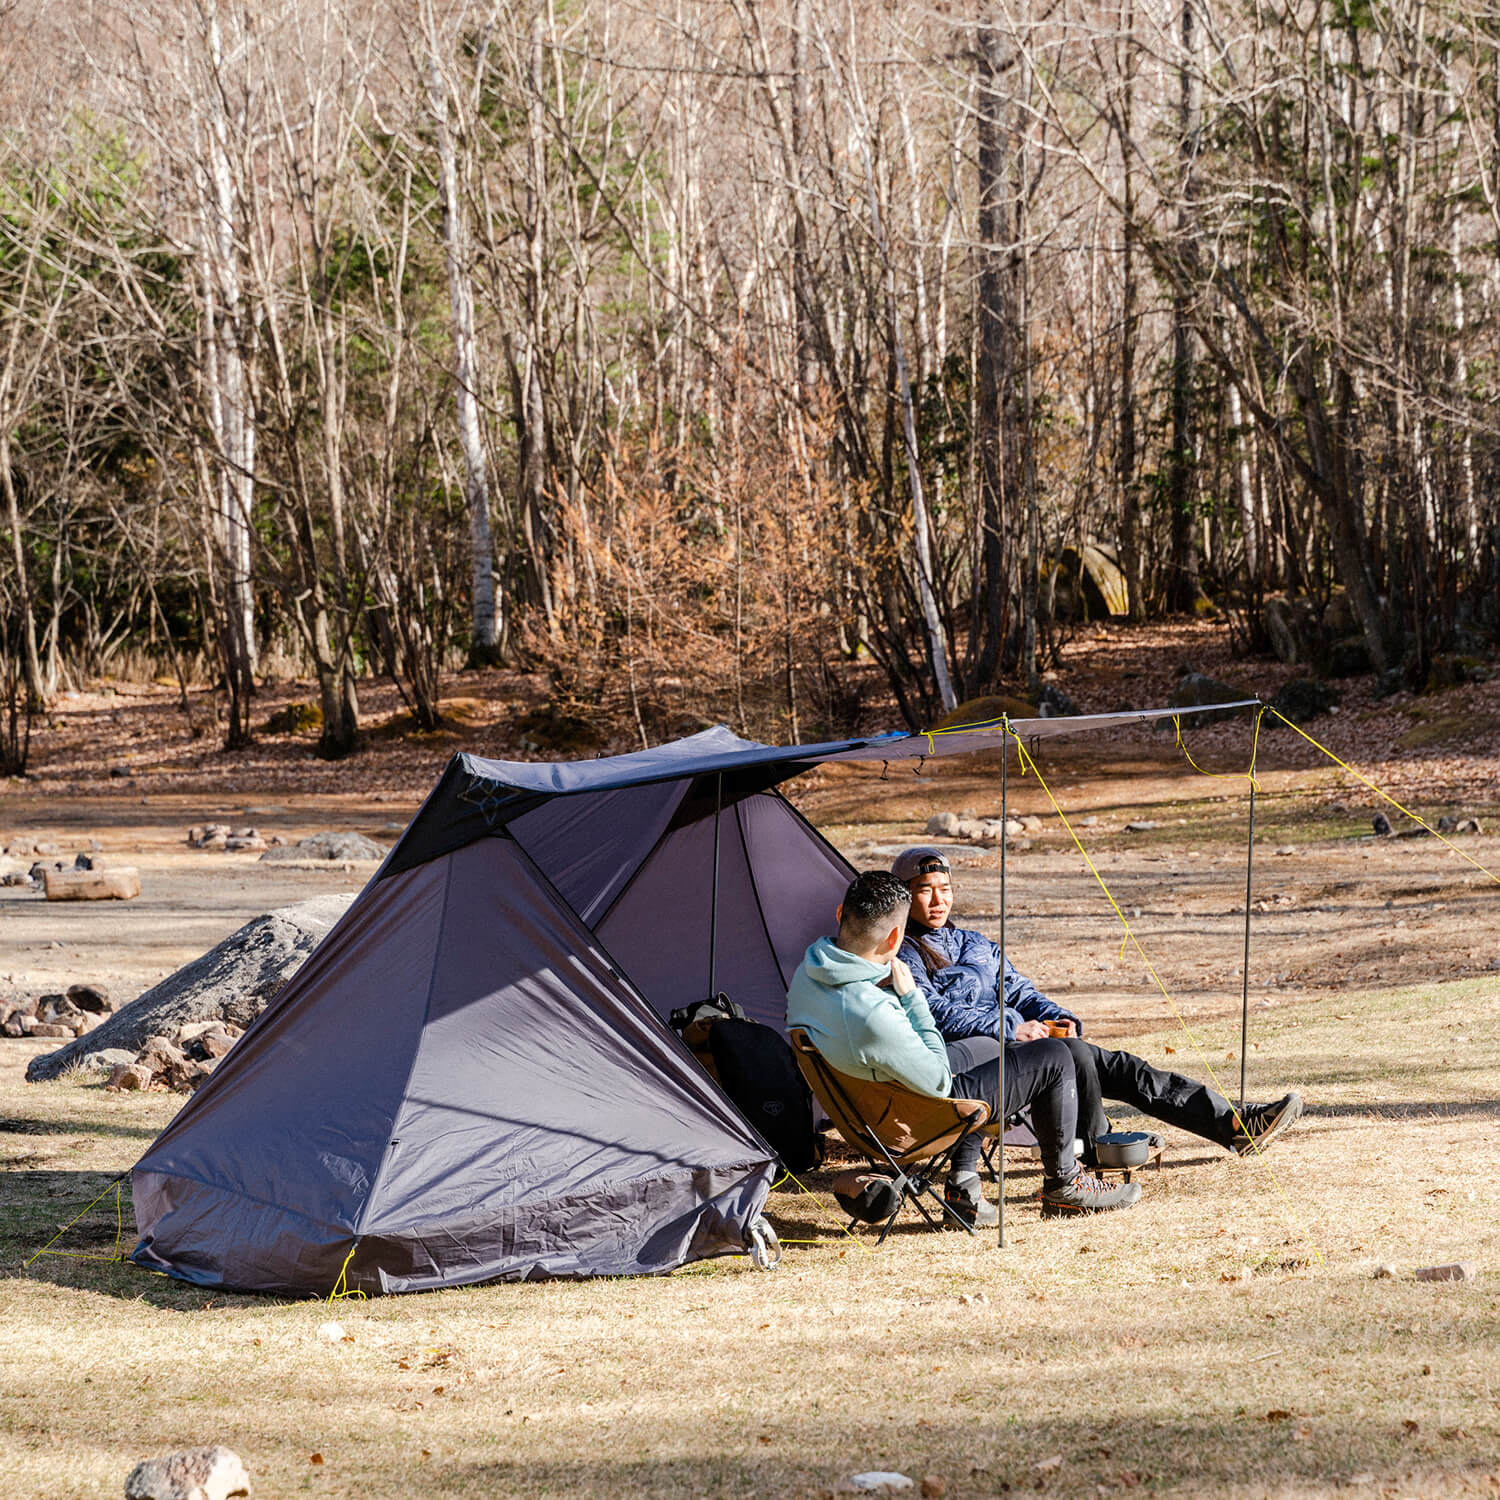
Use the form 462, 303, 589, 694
997, 729, 1007, 1251
708, 772, 723, 1000
1239, 758, 1257, 1112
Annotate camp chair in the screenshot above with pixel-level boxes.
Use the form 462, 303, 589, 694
788, 1029, 996, 1244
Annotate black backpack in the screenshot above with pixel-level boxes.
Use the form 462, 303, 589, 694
704, 1017, 821, 1175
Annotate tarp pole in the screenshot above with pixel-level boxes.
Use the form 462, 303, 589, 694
1239, 760, 1257, 1112
997, 728, 1007, 1250
708, 772, 723, 999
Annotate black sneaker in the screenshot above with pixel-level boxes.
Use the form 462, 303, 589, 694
1229, 1092, 1304, 1156
1039, 1171, 1141, 1217
944, 1171, 999, 1229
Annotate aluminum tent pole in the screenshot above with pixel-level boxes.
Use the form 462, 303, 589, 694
709, 772, 723, 1000
997, 729, 1007, 1250
1239, 729, 1259, 1113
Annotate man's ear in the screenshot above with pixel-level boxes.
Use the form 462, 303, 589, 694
876, 921, 902, 958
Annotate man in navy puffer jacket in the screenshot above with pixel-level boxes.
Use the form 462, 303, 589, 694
891, 848, 1304, 1163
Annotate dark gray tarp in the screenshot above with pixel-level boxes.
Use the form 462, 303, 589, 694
133, 837, 775, 1294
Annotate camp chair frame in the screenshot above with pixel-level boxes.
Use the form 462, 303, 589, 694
789, 1029, 996, 1245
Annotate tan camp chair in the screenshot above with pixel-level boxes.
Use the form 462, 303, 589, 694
788, 1028, 996, 1243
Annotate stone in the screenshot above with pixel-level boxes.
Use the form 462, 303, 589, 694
75, 1047, 135, 1075
1373, 1263, 1398, 1279
200, 833, 229, 852
2, 871, 29, 886
1372, 813, 1393, 837
184, 1026, 237, 1062
1165, 670, 1251, 729
33, 840, 60, 855
26, 894, 355, 1082
43, 867, 141, 901
30, 1022, 74, 1039
108, 766, 133, 779
224, 836, 267, 852
67, 983, 112, 1013
1415, 1262, 1474, 1283
6, 837, 36, 856
1124, 820, 1161, 832
137, 1035, 190, 1075
1035, 682, 1080, 717
106, 1062, 156, 1092
74, 851, 108, 871
843, 1475, 915, 1493
1018, 814, 1043, 832
1325, 636, 1372, 678
29, 860, 64, 882
124, 1444, 251, 1500
920, 1477, 948, 1500
258, 831, 386, 863
1269, 677, 1340, 725
951, 818, 986, 841
925, 812, 961, 837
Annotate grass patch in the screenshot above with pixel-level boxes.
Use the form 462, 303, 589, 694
3, 981, 1499, 1498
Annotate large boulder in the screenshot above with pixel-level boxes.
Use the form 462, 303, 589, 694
258, 831, 387, 863
1164, 670, 1253, 730
25, 894, 355, 1082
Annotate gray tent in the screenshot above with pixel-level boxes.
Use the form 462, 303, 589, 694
130, 727, 862, 1295
133, 709, 1254, 1294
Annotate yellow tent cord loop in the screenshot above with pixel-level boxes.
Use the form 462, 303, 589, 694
765, 1170, 873, 1254
1003, 724, 1325, 1268
1263, 706, 1500, 887
23, 1175, 127, 1268
1172, 706, 1265, 795
328, 1241, 368, 1302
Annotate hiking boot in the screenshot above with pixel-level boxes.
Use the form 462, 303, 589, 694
944, 1171, 999, 1229
1039, 1171, 1141, 1217
1230, 1092, 1304, 1156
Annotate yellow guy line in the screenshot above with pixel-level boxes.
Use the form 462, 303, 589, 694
328, 1242, 368, 1302
1006, 726, 1325, 1268
1173, 707, 1265, 795
1263, 705, 1500, 888
767, 1169, 872, 1253
23, 1176, 126, 1267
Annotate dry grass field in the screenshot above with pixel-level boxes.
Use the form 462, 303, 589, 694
4, 654, 1500, 1498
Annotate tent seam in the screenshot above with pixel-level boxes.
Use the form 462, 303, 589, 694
736, 797, 790, 992
352, 852, 455, 1240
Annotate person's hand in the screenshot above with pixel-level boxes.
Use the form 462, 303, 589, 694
885, 956, 916, 995
1052, 1019, 1078, 1038
1013, 1019, 1050, 1042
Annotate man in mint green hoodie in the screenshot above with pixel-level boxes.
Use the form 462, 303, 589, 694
787, 871, 1140, 1223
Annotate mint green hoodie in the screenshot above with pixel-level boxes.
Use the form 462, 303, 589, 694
785, 936, 953, 1098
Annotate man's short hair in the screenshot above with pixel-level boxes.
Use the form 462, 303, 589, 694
839, 870, 911, 948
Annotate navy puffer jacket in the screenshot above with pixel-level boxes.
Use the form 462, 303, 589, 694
898, 921, 1080, 1042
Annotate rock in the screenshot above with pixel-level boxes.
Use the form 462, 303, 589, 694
29, 859, 64, 882
842, 1474, 915, 1493
1415, 1262, 1474, 1283
67, 983, 112, 1013
951, 818, 986, 841
1263, 595, 1308, 664
43, 867, 141, 901
1325, 636, 1372, 678
109, 766, 134, 779
316, 1320, 346, 1342
106, 1062, 156, 1092
184, 1026, 237, 1063
33, 840, 60, 855
1124, 820, 1161, 832
74, 1047, 136, 1075
925, 812, 961, 837
124, 1444, 251, 1500
137, 1036, 190, 1076
6, 837, 36, 856
1372, 813, 1393, 837
224, 837, 267, 852
1018, 814, 1043, 832
1165, 671, 1251, 729
73, 851, 108, 871
30, 1022, 74, 1039
920, 1477, 948, 1500
1036, 682, 1080, 717
1372, 1263, 1398, 1279
2, 871, 29, 886
258, 831, 386, 863
200, 833, 229, 852
1437, 815, 1458, 833
1269, 677, 1340, 725
25, 894, 355, 1081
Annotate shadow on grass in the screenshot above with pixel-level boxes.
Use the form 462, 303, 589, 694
1306, 1099, 1500, 1120
0, 1112, 162, 1142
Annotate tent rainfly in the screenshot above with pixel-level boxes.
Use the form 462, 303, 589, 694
131, 710, 1257, 1294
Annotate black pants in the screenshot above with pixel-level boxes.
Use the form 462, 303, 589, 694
1058, 1037, 1240, 1156
945, 1037, 1079, 1187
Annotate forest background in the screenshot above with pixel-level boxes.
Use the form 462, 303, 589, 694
2, 0, 1498, 766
